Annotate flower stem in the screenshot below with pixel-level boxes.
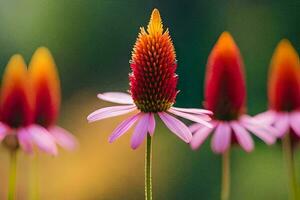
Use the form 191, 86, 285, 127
8, 150, 17, 200
30, 154, 39, 200
145, 134, 152, 200
221, 148, 230, 200
282, 134, 299, 200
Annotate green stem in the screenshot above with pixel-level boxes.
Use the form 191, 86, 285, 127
8, 150, 17, 200
282, 134, 298, 200
30, 154, 39, 200
221, 149, 230, 200
145, 135, 152, 200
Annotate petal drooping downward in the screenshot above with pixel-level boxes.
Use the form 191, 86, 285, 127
29, 47, 61, 128
130, 9, 178, 112
131, 113, 150, 149
204, 32, 246, 121
268, 40, 300, 112
0, 55, 33, 128
158, 112, 192, 143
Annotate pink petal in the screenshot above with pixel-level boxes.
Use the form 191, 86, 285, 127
158, 112, 192, 143
211, 122, 231, 154
254, 111, 276, 125
97, 92, 134, 104
230, 121, 254, 152
131, 113, 150, 149
171, 107, 213, 115
240, 116, 276, 145
108, 113, 141, 143
190, 126, 213, 150
48, 126, 78, 151
27, 125, 58, 155
0, 122, 9, 141
17, 128, 33, 154
87, 105, 136, 122
289, 112, 300, 137
189, 123, 203, 133
273, 113, 289, 138
168, 108, 212, 128
148, 113, 156, 136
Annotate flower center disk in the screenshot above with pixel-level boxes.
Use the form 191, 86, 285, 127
129, 9, 178, 113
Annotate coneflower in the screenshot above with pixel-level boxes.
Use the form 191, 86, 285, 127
0, 55, 57, 199
87, 9, 212, 200
29, 47, 77, 151
255, 40, 300, 200
190, 32, 276, 200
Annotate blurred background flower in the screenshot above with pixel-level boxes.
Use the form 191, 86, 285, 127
0, 0, 299, 199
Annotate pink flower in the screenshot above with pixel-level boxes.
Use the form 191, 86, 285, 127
255, 40, 300, 141
190, 32, 276, 154
28, 47, 78, 153
0, 54, 58, 155
0, 49, 77, 156
87, 9, 212, 149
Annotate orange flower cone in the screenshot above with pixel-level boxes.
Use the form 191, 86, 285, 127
0, 55, 57, 154
256, 40, 300, 139
29, 47, 77, 151
191, 32, 276, 153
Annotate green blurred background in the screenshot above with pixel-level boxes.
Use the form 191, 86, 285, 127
0, 0, 299, 199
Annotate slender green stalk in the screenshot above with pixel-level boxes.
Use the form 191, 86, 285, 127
282, 134, 298, 200
145, 134, 152, 200
30, 154, 39, 200
221, 148, 230, 200
8, 150, 17, 200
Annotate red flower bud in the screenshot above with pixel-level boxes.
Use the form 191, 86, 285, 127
0, 55, 33, 128
130, 9, 178, 112
29, 47, 61, 128
204, 32, 246, 120
268, 40, 300, 112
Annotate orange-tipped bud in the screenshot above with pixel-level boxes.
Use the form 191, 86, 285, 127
0, 55, 32, 128
130, 9, 178, 112
268, 40, 300, 112
29, 47, 60, 128
204, 32, 246, 120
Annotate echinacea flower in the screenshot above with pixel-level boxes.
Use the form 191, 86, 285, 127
255, 40, 300, 140
255, 40, 300, 200
189, 32, 277, 200
29, 47, 77, 151
0, 55, 57, 155
87, 9, 212, 149
190, 32, 276, 154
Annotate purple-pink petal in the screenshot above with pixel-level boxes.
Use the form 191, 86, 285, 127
240, 116, 276, 145
0, 122, 9, 141
190, 126, 213, 150
97, 92, 134, 104
109, 113, 141, 143
171, 107, 213, 115
48, 126, 78, 150
254, 111, 276, 125
158, 112, 192, 143
189, 123, 203, 133
211, 122, 231, 154
87, 105, 136, 123
168, 108, 212, 128
230, 121, 254, 152
27, 125, 58, 155
289, 112, 300, 137
148, 113, 156, 136
18, 128, 33, 154
273, 113, 290, 137
131, 113, 150, 149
